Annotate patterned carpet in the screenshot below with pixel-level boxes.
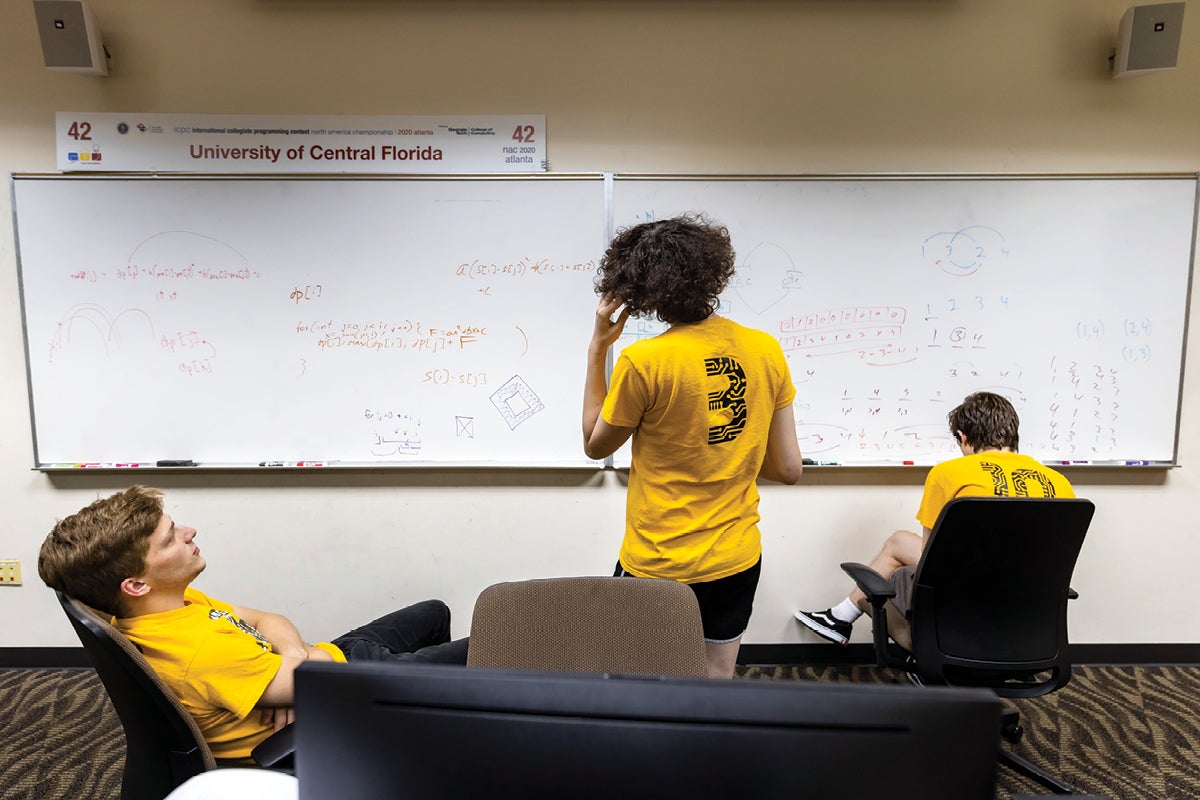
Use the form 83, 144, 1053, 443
740, 664, 1200, 799
1, 665, 1197, 799
0, 669, 124, 799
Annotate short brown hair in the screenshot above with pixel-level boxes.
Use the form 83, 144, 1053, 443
38, 486, 164, 616
948, 392, 1020, 452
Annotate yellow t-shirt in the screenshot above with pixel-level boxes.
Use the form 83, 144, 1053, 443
916, 451, 1075, 530
114, 587, 345, 760
603, 316, 795, 583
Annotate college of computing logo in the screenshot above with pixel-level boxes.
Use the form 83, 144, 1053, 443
66, 148, 103, 163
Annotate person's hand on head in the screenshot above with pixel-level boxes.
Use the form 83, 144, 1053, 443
591, 293, 630, 353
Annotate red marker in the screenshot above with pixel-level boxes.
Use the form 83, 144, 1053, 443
903, 460, 915, 466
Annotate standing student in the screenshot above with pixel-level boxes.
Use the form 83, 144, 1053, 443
583, 215, 805, 679
794, 391, 1075, 645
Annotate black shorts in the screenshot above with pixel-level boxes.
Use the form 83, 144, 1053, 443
614, 558, 761, 643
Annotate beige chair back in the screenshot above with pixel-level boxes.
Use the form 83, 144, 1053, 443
466, 576, 708, 677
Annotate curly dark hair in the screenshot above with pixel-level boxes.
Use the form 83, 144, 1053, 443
948, 392, 1020, 452
595, 214, 736, 324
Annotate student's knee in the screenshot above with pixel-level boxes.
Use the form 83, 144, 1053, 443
413, 598, 451, 622
882, 529, 908, 552
882, 529, 921, 564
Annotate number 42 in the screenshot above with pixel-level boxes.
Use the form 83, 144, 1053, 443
512, 125, 536, 143
67, 121, 93, 140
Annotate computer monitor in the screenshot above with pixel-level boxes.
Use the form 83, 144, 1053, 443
294, 662, 1000, 800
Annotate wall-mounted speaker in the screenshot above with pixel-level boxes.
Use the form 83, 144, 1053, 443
1114, 3, 1186, 78
33, 0, 108, 76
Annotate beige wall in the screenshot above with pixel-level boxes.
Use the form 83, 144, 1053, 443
2, 0, 1197, 648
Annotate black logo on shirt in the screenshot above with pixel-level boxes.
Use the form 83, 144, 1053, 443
209, 609, 271, 652
706, 356, 747, 445
979, 462, 1058, 498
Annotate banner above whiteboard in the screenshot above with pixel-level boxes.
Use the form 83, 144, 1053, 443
54, 112, 547, 173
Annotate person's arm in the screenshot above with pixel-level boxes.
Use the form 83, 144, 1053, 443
231, 604, 334, 710
583, 295, 636, 459
758, 402, 804, 484
232, 605, 310, 659
253, 652, 309, 708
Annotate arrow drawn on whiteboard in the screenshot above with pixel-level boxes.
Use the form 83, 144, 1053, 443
49, 304, 155, 362
127, 230, 249, 263
921, 226, 1007, 277
516, 326, 529, 356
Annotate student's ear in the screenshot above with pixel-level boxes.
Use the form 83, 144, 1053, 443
120, 577, 151, 599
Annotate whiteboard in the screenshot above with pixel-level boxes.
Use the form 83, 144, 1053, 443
612, 175, 1197, 465
14, 175, 607, 467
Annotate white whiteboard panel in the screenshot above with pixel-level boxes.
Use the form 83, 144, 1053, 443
14, 175, 606, 467
612, 176, 1196, 465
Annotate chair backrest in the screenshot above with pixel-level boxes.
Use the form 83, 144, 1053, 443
907, 497, 1095, 697
466, 576, 709, 677
55, 590, 215, 800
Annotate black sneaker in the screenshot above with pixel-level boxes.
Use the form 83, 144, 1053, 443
794, 608, 852, 645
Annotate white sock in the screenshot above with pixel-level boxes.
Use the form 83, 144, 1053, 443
830, 597, 863, 623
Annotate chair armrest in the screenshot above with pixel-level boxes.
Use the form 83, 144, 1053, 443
840, 562, 908, 672
251, 723, 295, 770
1068, 588, 1079, 600
840, 562, 895, 607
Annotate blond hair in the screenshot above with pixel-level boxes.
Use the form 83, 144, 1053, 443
38, 486, 164, 616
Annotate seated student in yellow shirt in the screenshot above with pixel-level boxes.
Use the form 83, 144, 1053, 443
39, 486, 467, 760
794, 391, 1074, 645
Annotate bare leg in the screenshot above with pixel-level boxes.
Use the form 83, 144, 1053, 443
851, 529, 924, 613
705, 639, 741, 679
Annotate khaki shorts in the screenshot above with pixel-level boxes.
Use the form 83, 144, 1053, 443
874, 565, 918, 652
889, 564, 918, 617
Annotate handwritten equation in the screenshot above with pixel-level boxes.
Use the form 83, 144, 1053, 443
455, 257, 596, 280
1039, 359, 1122, 458
776, 306, 913, 367
296, 319, 487, 354
364, 407, 423, 457
70, 264, 261, 282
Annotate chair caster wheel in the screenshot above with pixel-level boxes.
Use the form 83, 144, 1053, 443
1002, 720, 1024, 743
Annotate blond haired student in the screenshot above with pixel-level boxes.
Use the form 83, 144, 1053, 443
40, 486, 466, 760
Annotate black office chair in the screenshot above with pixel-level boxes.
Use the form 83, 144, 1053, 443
841, 497, 1095, 795
55, 591, 293, 800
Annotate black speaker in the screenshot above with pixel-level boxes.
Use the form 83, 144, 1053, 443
1114, 3, 1185, 78
33, 0, 108, 75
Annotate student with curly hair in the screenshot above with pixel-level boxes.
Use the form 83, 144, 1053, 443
583, 215, 805, 678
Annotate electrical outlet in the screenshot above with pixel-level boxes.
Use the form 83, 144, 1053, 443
0, 560, 22, 586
